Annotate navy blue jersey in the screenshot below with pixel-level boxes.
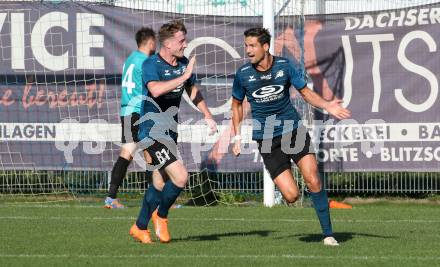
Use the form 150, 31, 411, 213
139, 54, 196, 141
232, 56, 307, 140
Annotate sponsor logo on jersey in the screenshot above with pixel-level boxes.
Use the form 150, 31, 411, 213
276, 59, 287, 63
248, 75, 256, 82
252, 85, 284, 103
171, 84, 184, 93
260, 73, 272, 80
164, 70, 171, 76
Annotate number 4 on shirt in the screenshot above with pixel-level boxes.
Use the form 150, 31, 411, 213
122, 63, 135, 94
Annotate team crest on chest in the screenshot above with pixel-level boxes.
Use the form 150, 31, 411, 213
275, 70, 284, 79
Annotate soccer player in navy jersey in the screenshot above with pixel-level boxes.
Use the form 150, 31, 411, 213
231, 28, 351, 246
129, 20, 217, 244
104, 27, 156, 209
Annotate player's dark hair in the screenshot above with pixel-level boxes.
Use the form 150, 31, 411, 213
244, 27, 271, 46
158, 20, 187, 45
135, 27, 156, 47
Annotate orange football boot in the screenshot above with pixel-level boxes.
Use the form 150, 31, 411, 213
129, 224, 153, 244
152, 210, 171, 243
329, 200, 352, 209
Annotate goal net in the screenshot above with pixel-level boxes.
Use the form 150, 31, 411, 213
0, 0, 306, 204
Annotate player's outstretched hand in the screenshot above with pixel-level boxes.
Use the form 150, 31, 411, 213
326, 98, 351, 120
184, 56, 196, 80
205, 117, 218, 136
232, 139, 241, 157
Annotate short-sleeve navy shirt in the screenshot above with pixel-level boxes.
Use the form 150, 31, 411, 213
139, 54, 196, 141
232, 56, 307, 140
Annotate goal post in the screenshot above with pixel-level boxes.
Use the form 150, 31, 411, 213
262, 0, 275, 207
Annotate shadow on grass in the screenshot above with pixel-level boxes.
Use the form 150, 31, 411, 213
173, 230, 276, 242
277, 232, 396, 244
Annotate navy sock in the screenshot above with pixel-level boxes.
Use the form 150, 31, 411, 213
309, 188, 333, 236
157, 180, 183, 218
108, 157, 130, 198
136, 184, 161, 230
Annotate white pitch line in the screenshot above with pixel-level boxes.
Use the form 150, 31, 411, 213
0, 204, 99, 209
0, 216, 439, 224
0, 254, 439, 261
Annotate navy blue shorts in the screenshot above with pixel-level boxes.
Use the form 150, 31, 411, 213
257, 127, 314, 180
139, 134, 179, 170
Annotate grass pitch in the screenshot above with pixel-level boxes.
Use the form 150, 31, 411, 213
0, 201, 439, 266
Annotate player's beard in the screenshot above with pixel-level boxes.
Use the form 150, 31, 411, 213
174, 49, 185, 58
252, 51, 268, 66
